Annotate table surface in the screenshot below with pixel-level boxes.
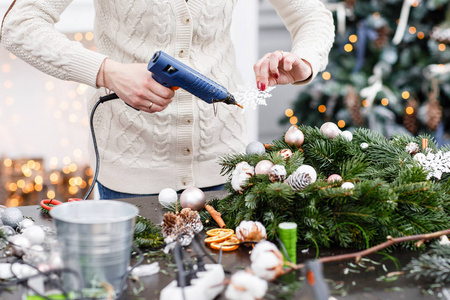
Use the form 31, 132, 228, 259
1, 191, 444, 300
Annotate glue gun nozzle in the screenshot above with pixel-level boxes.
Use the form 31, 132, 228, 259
235, 103, 244, 109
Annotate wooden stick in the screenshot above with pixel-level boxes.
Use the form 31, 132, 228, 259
205, 204, 226, 228
278, 228, 450, 277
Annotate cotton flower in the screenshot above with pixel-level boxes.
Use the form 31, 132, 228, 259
231, 162, 254, 192
225, 270, 268, 300
236, 220, 267, 243
250, 240, 284, 281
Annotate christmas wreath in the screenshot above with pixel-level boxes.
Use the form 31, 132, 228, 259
210, 123, 450, 249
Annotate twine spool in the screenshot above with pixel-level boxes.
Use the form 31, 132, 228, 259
278, 222, 298, 264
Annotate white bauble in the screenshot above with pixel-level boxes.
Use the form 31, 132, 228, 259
296, 165, 317, 183
158, 188, 178, 208
320, 122, 341, 139
22, 225, 46, 246
8, 234, 31, 257
0, 263, 13, 279
360, 142, 369, 149
327, 174, 343, 183
341, 182, 355, 190
340, 130, 353, 141
18, 218, 34, 232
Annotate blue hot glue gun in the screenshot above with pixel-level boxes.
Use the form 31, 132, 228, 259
147, 51, 242, 108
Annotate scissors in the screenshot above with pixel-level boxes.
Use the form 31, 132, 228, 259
40, 198, 82, 211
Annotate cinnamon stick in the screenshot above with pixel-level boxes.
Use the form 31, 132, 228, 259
205, 204, 226, 228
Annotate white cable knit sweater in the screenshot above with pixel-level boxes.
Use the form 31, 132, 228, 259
1, 0, 334, 194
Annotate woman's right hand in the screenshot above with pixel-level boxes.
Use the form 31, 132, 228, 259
96, 58, 175, 113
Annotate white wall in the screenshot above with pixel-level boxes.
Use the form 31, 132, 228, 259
0, 0, 260, 167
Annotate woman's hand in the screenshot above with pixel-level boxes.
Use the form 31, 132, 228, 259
253, 51, 312, 91
96, 58, 175, 113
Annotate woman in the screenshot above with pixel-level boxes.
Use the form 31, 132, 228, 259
1, 0, 334, 199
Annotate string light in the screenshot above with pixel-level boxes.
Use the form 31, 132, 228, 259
344, 44, 353, 52
417, 32, 424, 39
349, 34, 358, 43
409, 26, 416, 34
47, 190, 56, 199
406, 106, 414, 115
412, 0, 419, 7
285, 108, 294, 118
322, 72, 331, 80
337, 120, 346, 128
2, 64, 11, 73
402, 91, 410, 99
4, 158, 12, 167
45, 81, 55, 91
318, 105, 326, 113
74, 32, 83, 41
373, 12, 380, 19
439, 44, 446, 52
381, 98, 389, 106
85, 32, 94, 41
289, 116, 298, 125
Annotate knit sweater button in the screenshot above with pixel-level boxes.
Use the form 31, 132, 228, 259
183, 18, 190, 24
183, 148, 191, 156
178, 50, 187, 58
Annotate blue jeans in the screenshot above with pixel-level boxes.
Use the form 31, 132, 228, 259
97, 181, 225, 200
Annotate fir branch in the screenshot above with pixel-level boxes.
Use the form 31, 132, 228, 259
133, 215, 164, 250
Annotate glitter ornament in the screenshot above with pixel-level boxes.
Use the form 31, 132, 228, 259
269, 165, 287, 182
22, 225, 46, 246
246, 141, 266, 155
360, 142, 369, 149
327, 174, 343, 183
284, 126, 304, 147
179, 187, 206, 211
296, 165, 317, 183
341, 182, 355, 190
158, 188, 178, 208
320, 122, 341, 139
255, 160, 274, 175
277, 149, 293, 160
1, 207, 24, 229
8, 234, 31, 257
235, 220, 267, 243
340, 130, 353, 141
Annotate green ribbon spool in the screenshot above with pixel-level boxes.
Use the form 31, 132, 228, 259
278, 222, 298, 264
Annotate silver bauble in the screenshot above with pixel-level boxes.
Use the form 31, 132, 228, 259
320, 122, 341, 139
1, 207, 23, 229
246, 141, 266, 155
7, 234, 31, 257
22, 225, 46, 245
0, 225, 16, 238
179, 187, 206, 211
296, 165, 317, 183
158, 188, 178, 208
284, 126, 304, 147
255, 160, 274, 175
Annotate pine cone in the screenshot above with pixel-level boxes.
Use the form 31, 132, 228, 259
426, 99, 443, 132
345, 0, 357, 8
285, 171, 312, 191
344, 86, 365, 126
161, 212, 178, 237
269, 165, 287, 182
374, 25, 391, 49
406, 142, 420, 156
179, 208, 203, 234
430, 26, 450, 44
404, 98, 418, 134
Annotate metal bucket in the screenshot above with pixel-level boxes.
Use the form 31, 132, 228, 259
50, 200, 139, 296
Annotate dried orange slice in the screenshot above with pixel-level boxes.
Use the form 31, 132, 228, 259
205, 228, 234, 237
204, 230, 234, 244
210, 236, 240, 251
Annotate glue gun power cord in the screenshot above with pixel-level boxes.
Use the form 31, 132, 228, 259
82, 93, 120, 200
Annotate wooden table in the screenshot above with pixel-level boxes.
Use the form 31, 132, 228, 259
1, 191, 442, 299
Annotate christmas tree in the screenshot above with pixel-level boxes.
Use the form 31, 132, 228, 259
282, 0, 450, 145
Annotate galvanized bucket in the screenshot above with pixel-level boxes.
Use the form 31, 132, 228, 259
50, 200, 139, 296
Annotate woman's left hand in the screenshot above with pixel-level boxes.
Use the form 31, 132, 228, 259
253, 51, 312, 91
